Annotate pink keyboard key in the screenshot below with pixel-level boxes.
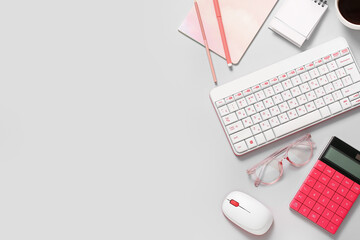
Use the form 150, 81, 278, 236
324, 165, 335, 177
337, 184, 349, 197
318, 173, 330, 185
342, 177, 354, 189
346, 190, 358, 202
314, 181, 326, 193
295, 191, 307, 203
304, 197, 316, 208
326, 222, 339, 234
290, 199, 302, 211
299, 205, 311, 217
308, 211, 320, 223
336, 206, 348, 218
331, 214, 343, 226
318, 195, 330, 206
313, 202, 325, 214
351, 182, 360, 194
305, 176, 316, 187
314, 160, 326, 171
317, 216, 329, 229
328, 179, 340, 191
341, 198, 353, 210
323, 187, 335, 199
327, 201, 339, 212
333, 171, 345, 183
332, 193, 344, 205
322, 208, 334, 220
309, 189, 321, 201
300, 183, 312, 195
309, 168, 321, 180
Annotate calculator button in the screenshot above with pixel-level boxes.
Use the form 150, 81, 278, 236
333, 171, 345, 183
318, 195, 330, 206
309, 168, 321, 179
341, 198, 353, 210
331, 214, 343, 226
314, 181, 326, 193
346, 190, 358, 202
323, 165, 335, 177
317, 216, 329, 229
309, 189, 321, 201
290, 199, 302, 211
326, 222, 339, 234
300, 183, 312, 195
327, 201, 339, 212
304, 197, 316, 208
342, 177, 354, 189
323, 208, 334, 220
336, 206, 348, 218
305, 176, 316, 187
318, 173, 330, 185
299, 205, 311, 217
308, 211, 320, 223
295, 191, 307, 203
337, 185, 349, 197
323, 187, 335, 199
351, 182, 360, 194
313, 202, 325, 215
331, 193, 344, 205
314, 160, 326, 171
328, 179, 340, 191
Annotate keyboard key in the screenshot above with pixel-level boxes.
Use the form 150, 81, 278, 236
308, 211, 320, 223
236, 98, 248, 108
336, 54, 354, 67
235, 109, 247, 119
332, 193, 344, 205
254, 133, 266, 145
290, 86, 301, 97
218, 105, 230, 116
223, 113, 238, 126
269, 77, 279, 85
291, 76, 302, 86
300, 183, 312, 195
314, 160, 326, 171
225, 95, 235, 103
264, 87, 275, 97
333, 171, 345, 183
297, 66, 306, 74
278, 113, 289, 124
324, 94, 335, 105
234, 141, 248, 153
296, 105, 307, 116
342, 76, 353, 86
300, 83, 311, 93
333, 80, 344, 90
272, 94, 284, 104
226, 121, 244, 134
309, 79, 320, 89
245, 137, 257, 149
341, 48, 350, 55
278, 73, 288, 81
351, 98, 360, 106
336, 206, 348, 218
260, 120, 271, 131
332, 51, 341, 59
340, 98, 351, 109
305, 62, 315, 70
319, 106, 331, 118
287, 109, 298, 120
243, 88, 252, 96
327, 201, 339, 212
269, 117, 280, 127
299, 205, 311, 217
227, 102, 239, 112
290, 199, 301, 211
216, 99, 226, 107
331, 214, 343, 226
317, 216, 329, 229
341, 198, 353, 210
335, 68, 347, 78
245, 105, 256, 116
318, 75, 329, 85
254, 102, 265, 112
323, 208, 334, 220
264, 129, 275, 141
279, 102, 290, 112
314, 58, 323, 67
318, 195, 330, 206
304, 197, 316, 208
323, 165, 336, 177
260, 110, 271, 120
327, 61, 338, 71
309, 189, 321, 201
318, 173, 331, 185
345, 63, 360, 82
252, 84, 261, 92
315, 87, 326, 97
281, 90, 292, 100
230, 128, 252, 144
318, 65, 329, 75
251, 113, 262, 124
234, 92, 243, 99
282, 79, 293, 90
305, 91, 317, 101
254, 90, 266, 101
242, 117, 253, 128
326, 222, 339, 234
250, 124, 262, 135
323, 187, 335, 199
269, 106, 281, 116
345, 190, 358, 202
342, 177, 354, 189
309, 168, 321, 179
263, 98, 275, 108
309, 68, 320, 79
351, 182, 360, 194
337, 185, 349, 197
246, 94, 257, 105
313, 202, 325, 214
324, 83, 335, 94
323, 54, 332, 62
305, 101, 316, 112
326, 71, 338, 82
296, 94, 307, 105
314, 181, 326, 193
273, 110, 321, 137
295, 191, 307, 203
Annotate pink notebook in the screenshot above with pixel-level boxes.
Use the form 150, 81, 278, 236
179, 0, 278, 64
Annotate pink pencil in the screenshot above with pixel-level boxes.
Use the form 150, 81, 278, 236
194, 0, 217, 84
213, 0, 232, 67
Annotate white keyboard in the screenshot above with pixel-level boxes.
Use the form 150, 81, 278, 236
210, 38, 360, 156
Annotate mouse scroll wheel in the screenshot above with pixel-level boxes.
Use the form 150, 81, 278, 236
230, 199, 239, 207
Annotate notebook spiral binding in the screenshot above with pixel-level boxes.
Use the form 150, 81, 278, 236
314, 0, 327, 7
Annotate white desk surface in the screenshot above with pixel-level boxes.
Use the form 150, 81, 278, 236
1, 0, 360, 239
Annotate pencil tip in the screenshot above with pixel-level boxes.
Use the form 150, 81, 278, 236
228, 63, 232, 67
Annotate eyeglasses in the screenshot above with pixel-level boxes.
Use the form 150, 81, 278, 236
247, 134, 315, 187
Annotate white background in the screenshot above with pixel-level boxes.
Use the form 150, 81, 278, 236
0, 0, 359, 239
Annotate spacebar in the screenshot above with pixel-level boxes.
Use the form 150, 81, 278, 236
273, 110, 322, 137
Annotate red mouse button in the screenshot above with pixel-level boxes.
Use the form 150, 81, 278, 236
230, 199, 239, 207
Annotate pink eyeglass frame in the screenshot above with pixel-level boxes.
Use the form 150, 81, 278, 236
247, 134, 315, 187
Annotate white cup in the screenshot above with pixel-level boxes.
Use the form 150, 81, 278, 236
335, 0, 360, 30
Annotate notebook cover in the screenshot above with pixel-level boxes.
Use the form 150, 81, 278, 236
178, 0, 278, 64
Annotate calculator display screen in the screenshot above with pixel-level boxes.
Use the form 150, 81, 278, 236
324, 146, 360, 178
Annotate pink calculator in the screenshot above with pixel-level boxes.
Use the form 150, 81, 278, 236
290, 137, 360, 234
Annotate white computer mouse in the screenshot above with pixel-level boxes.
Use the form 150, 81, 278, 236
222, 191, 273, 235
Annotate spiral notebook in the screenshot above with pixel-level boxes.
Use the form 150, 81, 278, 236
178, 0, 278, 64
269, 0, 328, 47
